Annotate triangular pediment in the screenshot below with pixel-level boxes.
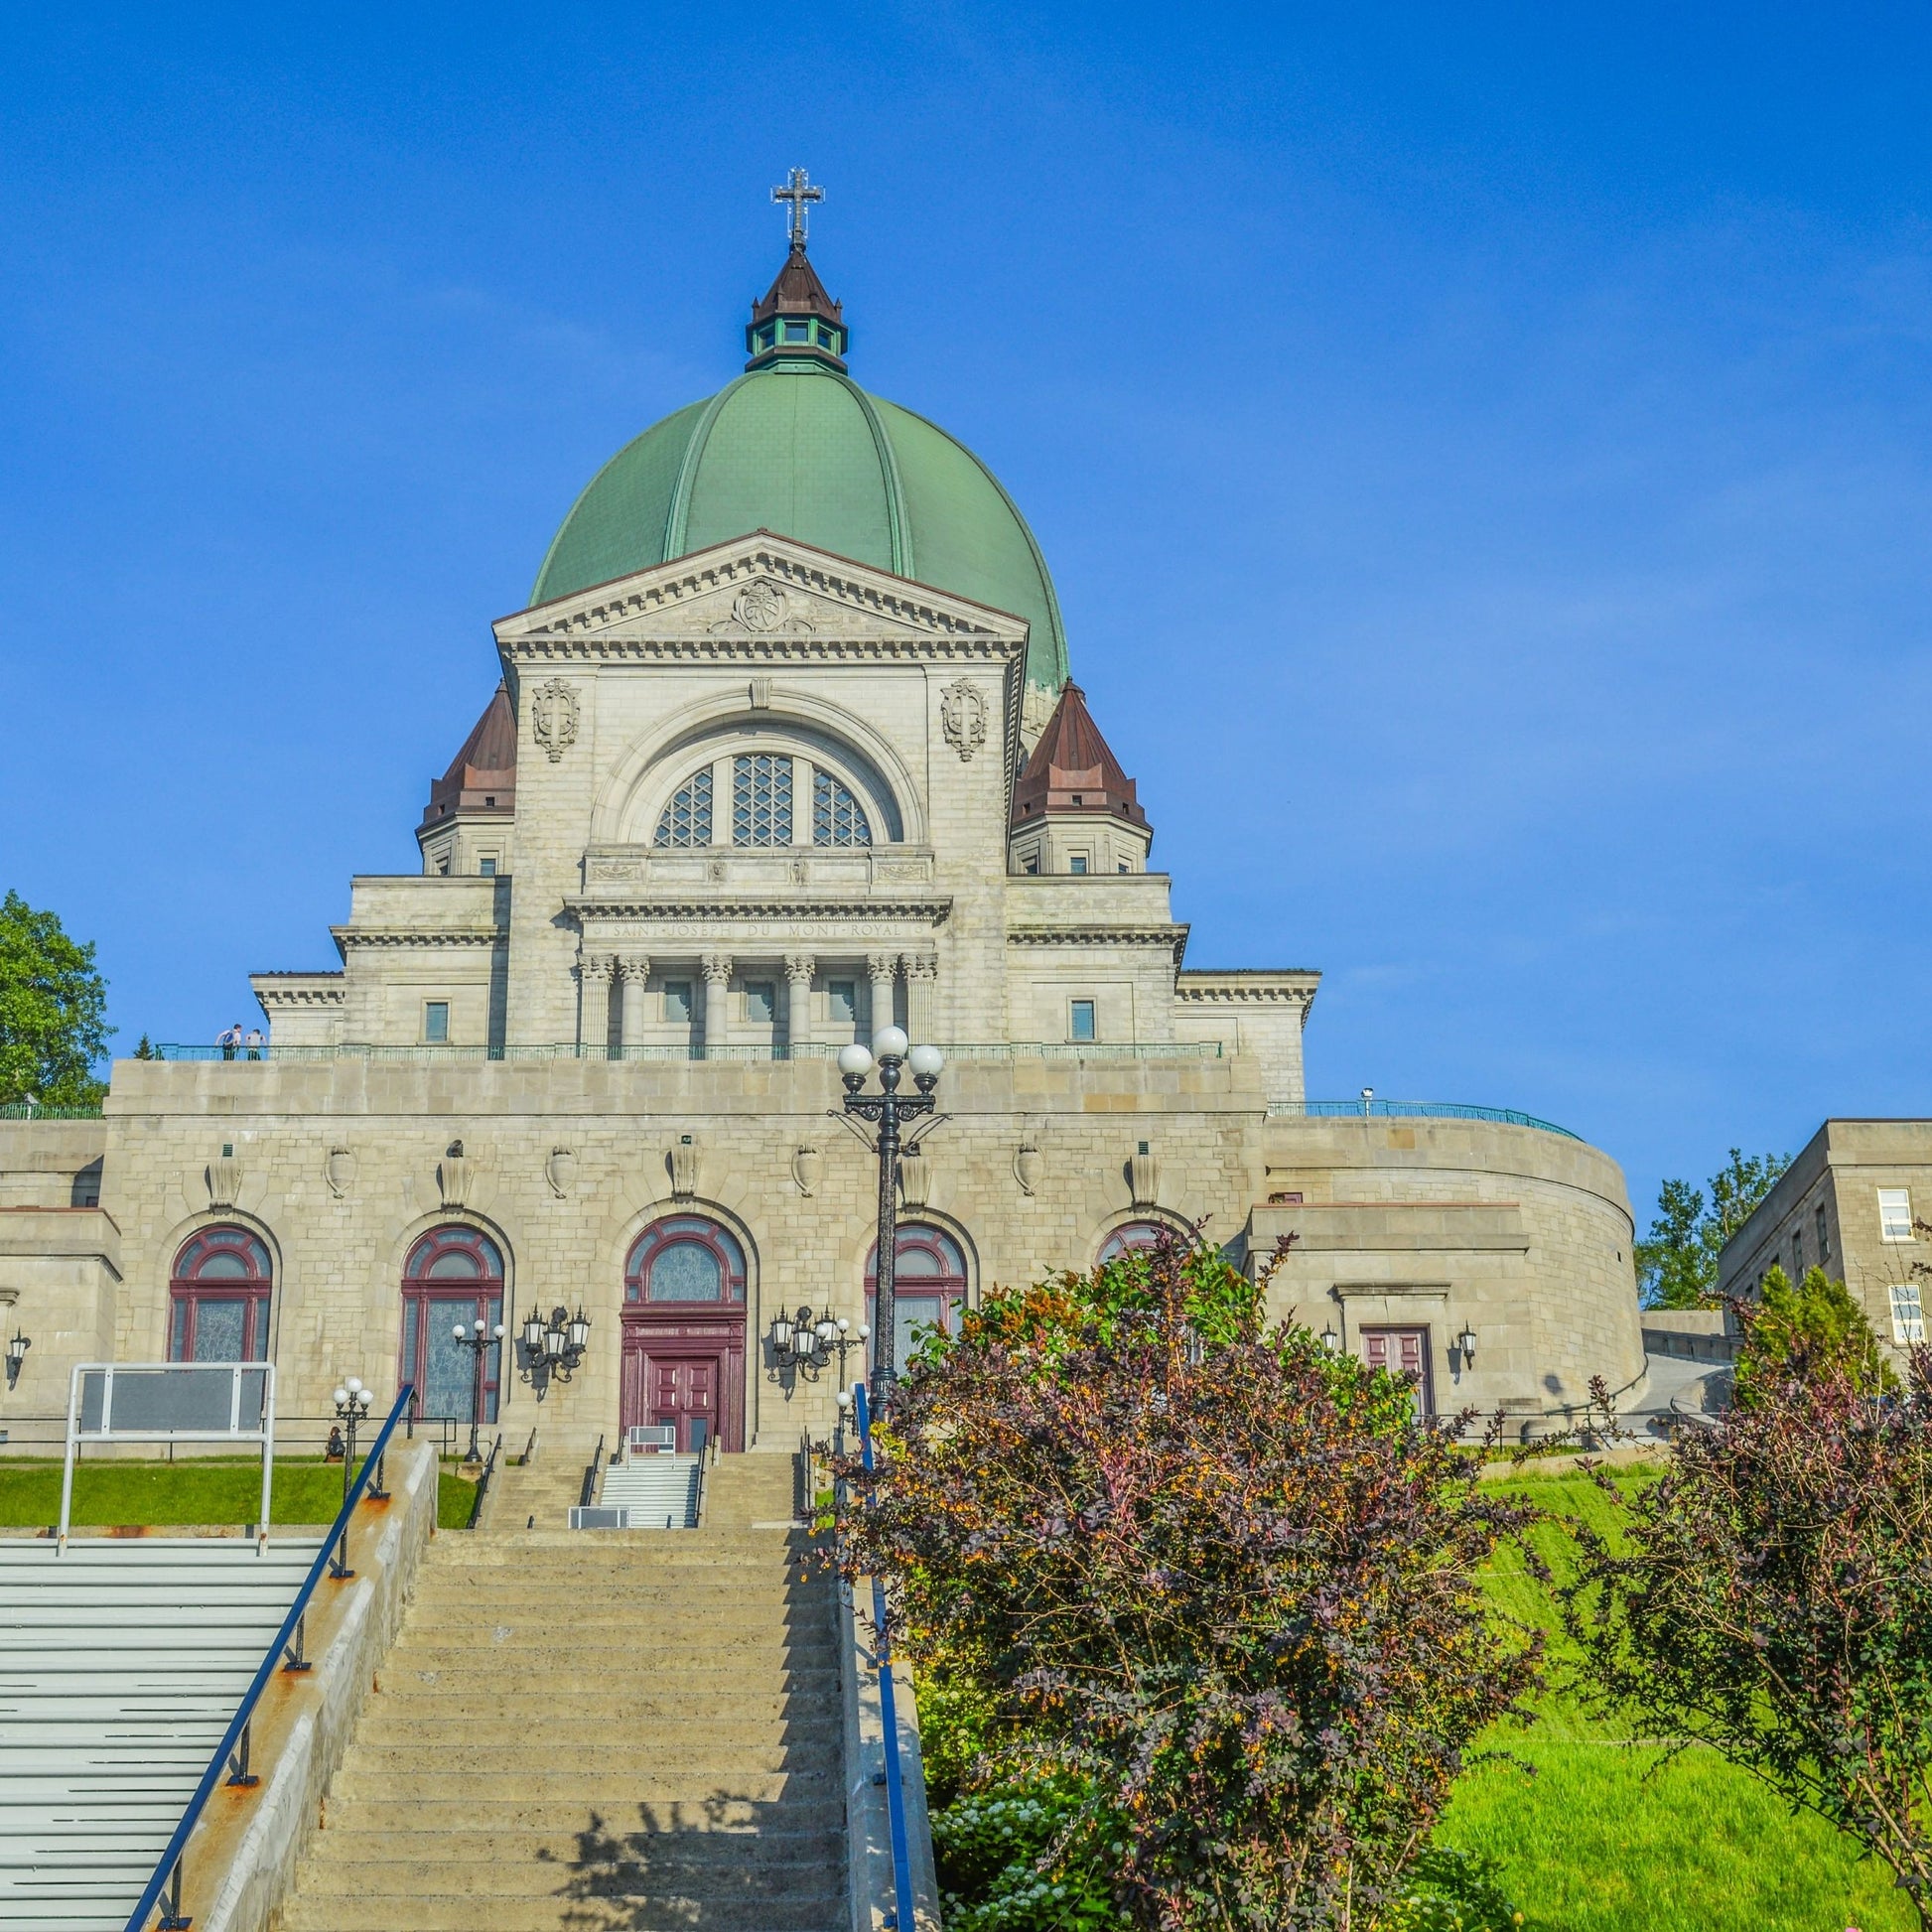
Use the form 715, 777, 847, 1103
493, 531, 1032, 652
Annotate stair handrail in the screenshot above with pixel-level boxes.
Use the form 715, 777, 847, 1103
581, 1432, 606, 1509
853, 1384, 918, 1932
694, 1433, 720, 1528
467, 1431, 502, 1530
124, 1382, 415, 1932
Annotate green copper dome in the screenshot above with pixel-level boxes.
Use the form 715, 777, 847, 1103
531, 251, 1070, 693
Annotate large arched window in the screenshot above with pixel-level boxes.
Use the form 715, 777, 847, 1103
170, 1226, 273, 1362
866, 1224, 970, 1365
400, 1226, 504, 1423
649, 751, 882, 850
625, 1216, 749, 1305
1097, 1220, 1180, 1263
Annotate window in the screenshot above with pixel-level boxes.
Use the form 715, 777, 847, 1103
400, 1226, 504, 1423
758, 324, 775, 349
829, 979, 858, 1026
478, 857, 496, 878
1892, 1281, 1926, 1345
626, 1216, 748, 1305
745, 981, 776, 1025
1880, 1188, 1914, 1243
866, 1224, 969, 1365
732, 755, 792, 846
170, 1226, 273, 1363
1118, 859, 1130, 874
817, 325, 837, 347
664, 981, 694, 1024
424, 1002, 450, 1043
1098, 1220, 1175, 1263
1022, 851, 1039, 875
1817, 1203, 1831, 1262
1069, 854, 1089, 876
783, 319, 810, 342
655, 767, 714, 848
1792, 1229, 1804, 1277
812, 769, 872, 846
435, 853, 451, 876
1069, 999, 1096, 1042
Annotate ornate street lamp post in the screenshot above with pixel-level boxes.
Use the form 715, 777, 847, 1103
453, 1317, 505, 1462
838, 1026, 942, 1410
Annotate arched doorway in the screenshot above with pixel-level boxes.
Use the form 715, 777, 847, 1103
621, 1216, 749, 1452
169, 1226, 273, 1362
865, 1223, 971, 1371
400, 1225, 505, 1425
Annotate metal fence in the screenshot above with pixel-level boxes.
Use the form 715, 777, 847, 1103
1273, 1099, 1581, 1140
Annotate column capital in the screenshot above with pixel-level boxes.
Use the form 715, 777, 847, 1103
901, 952, 938, 981
865, 950, 898, 981
579, 951, 614, 985
783, 952, 815, 987
617, 953, 651, 983
700, 951, 733, 987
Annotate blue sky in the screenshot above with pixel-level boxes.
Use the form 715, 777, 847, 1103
2, 4, 1928, 1222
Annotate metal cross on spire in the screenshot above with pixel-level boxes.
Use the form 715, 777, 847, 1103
771, 168, 824, 247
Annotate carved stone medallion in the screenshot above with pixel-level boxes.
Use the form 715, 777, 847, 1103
733, 580, 789, 632
940, 679, 988, 761
530, 679, 580, 763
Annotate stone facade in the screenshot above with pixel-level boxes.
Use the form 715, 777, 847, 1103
0, 276, 1650, 1452
1718, 1118, 1932, 1355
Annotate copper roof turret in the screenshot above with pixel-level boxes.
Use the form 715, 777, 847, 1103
1011, 682, 1150, 831
420, 683, 516, 832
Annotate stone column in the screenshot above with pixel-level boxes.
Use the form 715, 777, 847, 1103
578, 952, 613, 1059
701, 952, 733, 1054
784, 953, 814, 1057
866, 951, 898, 1041
617, 955, 650, 1056
903, 952, 937, 1043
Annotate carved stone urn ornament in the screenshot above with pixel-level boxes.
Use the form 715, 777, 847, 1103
669, 1135, 702, 1202
207, 1145, 240, 1210
940, 679, 988, 761
1128, 1141, 1161, 1210
897, 1149, 930, 1210
438, 1140, 471, 1210
1014, 1141, 1043, 1198
545, 1148, 578, 1199
791, 1145, 822, 1197
324, 1147, 357, 1200
530, 679, 580, 763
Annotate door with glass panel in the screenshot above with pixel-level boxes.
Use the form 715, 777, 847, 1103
620, 1215, 748, 1451
1360, 1326, 1433, 1417
399, 1225, 505, 1425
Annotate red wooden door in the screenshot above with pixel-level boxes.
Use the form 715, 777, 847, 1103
1361, 1327, 1433, 1415
649, 1353, 719, 1452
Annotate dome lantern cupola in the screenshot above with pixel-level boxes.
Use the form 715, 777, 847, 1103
746, 169, 848, 371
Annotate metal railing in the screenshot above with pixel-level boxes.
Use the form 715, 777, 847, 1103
0, 1098, 105, 1119
1273, 1099, 1581, 1140
852, 1384, 917, 1932
580, 1434, 605, 1510
145, 1038, 1225, 1065
466, 1433, 502, 1530
125, 1382, 414, 1932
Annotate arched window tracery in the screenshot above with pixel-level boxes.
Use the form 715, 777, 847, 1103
625, 1216, 749, 1306
644, 745, 886, 850
169, 1226, 273, 1362
812, 769, 872, 847
654, 767, 712, 847
400, 1225, 504, 1423
865, 1223, 970, 1364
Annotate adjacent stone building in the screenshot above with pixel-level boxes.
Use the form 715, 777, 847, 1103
1718, 1118, 1932, 1353
0, 217, 1648, 1453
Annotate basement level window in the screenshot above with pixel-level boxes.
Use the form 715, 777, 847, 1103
1069, 999, 1096, 1042
424, 1002, 450, 1044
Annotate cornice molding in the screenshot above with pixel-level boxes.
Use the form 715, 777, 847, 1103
329, 928, 507, 950
500, 633, 1024, 667
565, 896, 953, 925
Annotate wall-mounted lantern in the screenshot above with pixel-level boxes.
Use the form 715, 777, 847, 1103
5, 1328, 28, 1391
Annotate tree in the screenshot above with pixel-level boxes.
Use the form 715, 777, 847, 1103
1636, 1148, 1789, 1309
1731, 1264, 1891, 1408
0, 891, 110, 1107
1566, 1337, 1932, 1927
836, 1239, 1541, 1932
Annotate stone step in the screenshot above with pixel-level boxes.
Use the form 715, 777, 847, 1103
383, 1640, 831, 1673
405, 1584, 825, 1611
298, 1826, 845, 1868
328, 1765, 841, 1804
358, 1688, 826, 1722
335, 1740, 831, 1777
371, 1665, 839, 1698
291, 1849, 842, 1893
348, 1712, 840, 1750
277, 1889, 846, 1932
318, 1795, 845, 1836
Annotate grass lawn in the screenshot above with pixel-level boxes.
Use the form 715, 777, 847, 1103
0, 1456, 482, 1533
1441, 1466, 1912, 1932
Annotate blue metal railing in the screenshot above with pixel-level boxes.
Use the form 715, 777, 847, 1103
1275, 1099, 1581, 1140
852, 1384, 918, 1932
124, 1384, 415, 1932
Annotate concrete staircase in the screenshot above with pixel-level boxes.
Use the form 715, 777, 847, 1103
278, 1455, 844, 1931
596, 1452, 704, 1528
